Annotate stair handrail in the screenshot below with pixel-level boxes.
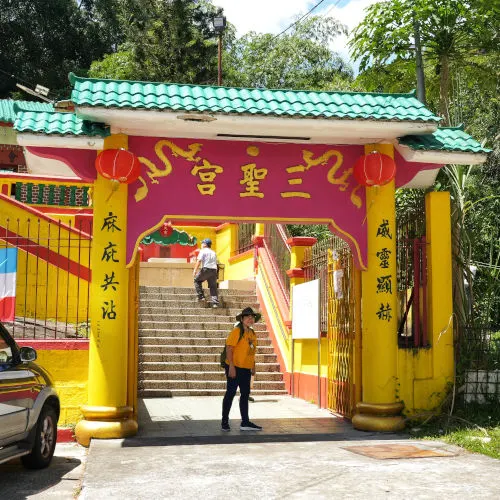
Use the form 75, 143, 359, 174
262, 224, 291, 305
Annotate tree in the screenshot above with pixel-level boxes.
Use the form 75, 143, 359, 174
89, 0, 221, 84
223, 16, 355, 90
0, 0, 122, 99
349, 0, 497, 124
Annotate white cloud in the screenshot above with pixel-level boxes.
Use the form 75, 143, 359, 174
214, 0, 313, 36
214, 0, 380, 69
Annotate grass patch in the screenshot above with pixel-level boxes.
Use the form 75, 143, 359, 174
407, 403, 500, 459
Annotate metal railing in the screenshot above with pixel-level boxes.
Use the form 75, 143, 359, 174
303, 235, 350, 333
263, 224, 291, 303
460, 326, 500, 405
0, 217, 92, 339
396, 202, 428, 348
233, 223, 255, 256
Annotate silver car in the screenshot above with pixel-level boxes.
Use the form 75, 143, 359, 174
0, 322, 59, 468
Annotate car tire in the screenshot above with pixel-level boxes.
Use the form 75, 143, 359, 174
21, 405, 58, 469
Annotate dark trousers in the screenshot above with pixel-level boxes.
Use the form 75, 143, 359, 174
222, 365, 251, 424
194, 268, 219, 303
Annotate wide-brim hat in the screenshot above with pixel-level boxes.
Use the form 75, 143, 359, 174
236, 307, 261, 323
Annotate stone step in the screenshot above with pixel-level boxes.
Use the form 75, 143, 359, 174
138, 306, 258, 317
139, 286, 255, 296
139, 299, 260, 309
138, 330, 269, 339
139, 362, 281, 372
138, 320, 267, 331
138, 370, 284, 381
139, 353, 278, 363
138, 380, 285, 391
138, 388, 288, 397
137, 313, 261, 323
139, 337, 273, 347
139, 345, 276, 355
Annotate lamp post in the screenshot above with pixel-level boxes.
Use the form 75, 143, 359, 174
213, 14, 226, 86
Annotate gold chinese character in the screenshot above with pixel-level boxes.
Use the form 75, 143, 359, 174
240, 147, 267, 198
191, 159, 223, 196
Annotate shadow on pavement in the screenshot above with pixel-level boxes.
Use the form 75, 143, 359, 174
0, 455, 82, 500
122, 430, 406, 447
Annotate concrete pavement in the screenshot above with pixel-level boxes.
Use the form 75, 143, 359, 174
0, 443, 87, 499
79, 396, 500, 499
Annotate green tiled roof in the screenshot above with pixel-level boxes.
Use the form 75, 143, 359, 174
0, 99, 54, 124
14, 109, 110, 137
399, 126, 491, 154
69, 73, 441, 123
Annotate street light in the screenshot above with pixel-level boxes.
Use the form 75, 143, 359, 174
213, 14, 226, 86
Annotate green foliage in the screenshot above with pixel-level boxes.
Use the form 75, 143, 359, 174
0, 0, 122, 98
89, 0, 220, 84
349, 0, 497, 121
408, 403, 500, 459
224, 16, 355, 90
287, 224, 333, 242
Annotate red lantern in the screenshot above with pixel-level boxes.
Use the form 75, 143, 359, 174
159, 222, 173, 238
353, 151, 396, 187
95, 149, 141, 184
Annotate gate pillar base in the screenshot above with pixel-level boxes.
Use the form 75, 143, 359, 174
75, 405, 138, 447
352, 402, 405, 432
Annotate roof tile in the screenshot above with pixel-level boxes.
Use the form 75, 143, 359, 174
398, 127, 491, 154
0, 99, 54, 124
14, 109, 110, 137
69, 73, 441, 123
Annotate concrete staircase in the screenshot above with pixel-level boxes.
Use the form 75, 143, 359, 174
138, 285, 287, 397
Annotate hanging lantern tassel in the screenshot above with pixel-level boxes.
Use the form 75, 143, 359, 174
105, 179, 121, 202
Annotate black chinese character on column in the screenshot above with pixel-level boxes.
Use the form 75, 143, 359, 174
376, 247, 391, 269
376, 219, 392, 239
376, 275, 393, 294
101, 300, 117, 319
376, 303, 392, 321
101, 271, 119, 291
101, 212, 122, 232
102, 242, 119, 262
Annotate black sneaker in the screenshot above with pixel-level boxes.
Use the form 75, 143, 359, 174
221, 421, 230, 432
240, 421, 262, 431
197, 297, 205, 302
212, 303, 220, 308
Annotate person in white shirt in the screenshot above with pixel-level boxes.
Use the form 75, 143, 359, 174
193, 238, 220, 308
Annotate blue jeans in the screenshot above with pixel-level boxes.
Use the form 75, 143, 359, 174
222, 365, 251, 424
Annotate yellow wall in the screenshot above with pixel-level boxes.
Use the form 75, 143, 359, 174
256, 260, 291, 371
177, 225, 217, 251
292, 338, 328, 377
26, 347, 89, 426
224, 251, 255, 280
0, 195, 91, 323
396, 191, 454, 416
215, 224, 237, 265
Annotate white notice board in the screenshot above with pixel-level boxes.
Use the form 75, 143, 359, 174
291, 279, 320, 339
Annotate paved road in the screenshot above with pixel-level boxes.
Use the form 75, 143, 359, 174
80, 396, 500, 499
0, 443, 86, 499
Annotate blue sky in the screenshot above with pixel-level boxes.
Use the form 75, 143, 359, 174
215, 0, 379, 68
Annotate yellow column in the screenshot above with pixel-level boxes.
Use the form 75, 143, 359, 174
426, 192, 454, 384
286, 237, 317, 290
254, 223, 265, 237
75, 134, 138, 446
352, 144, 404, 432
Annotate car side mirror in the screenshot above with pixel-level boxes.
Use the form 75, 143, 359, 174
19, 346, 37, 362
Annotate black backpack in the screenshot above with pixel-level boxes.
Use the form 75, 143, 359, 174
220, 323, 248, 368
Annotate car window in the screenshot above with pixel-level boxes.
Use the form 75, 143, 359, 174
0, 337, 14, 364
0, 326, 15, 366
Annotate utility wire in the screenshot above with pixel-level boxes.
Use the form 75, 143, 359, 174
0, 67, 52, 98
268, 0, 329, 43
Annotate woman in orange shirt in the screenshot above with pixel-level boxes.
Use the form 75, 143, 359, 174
221, 307, 263, 432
